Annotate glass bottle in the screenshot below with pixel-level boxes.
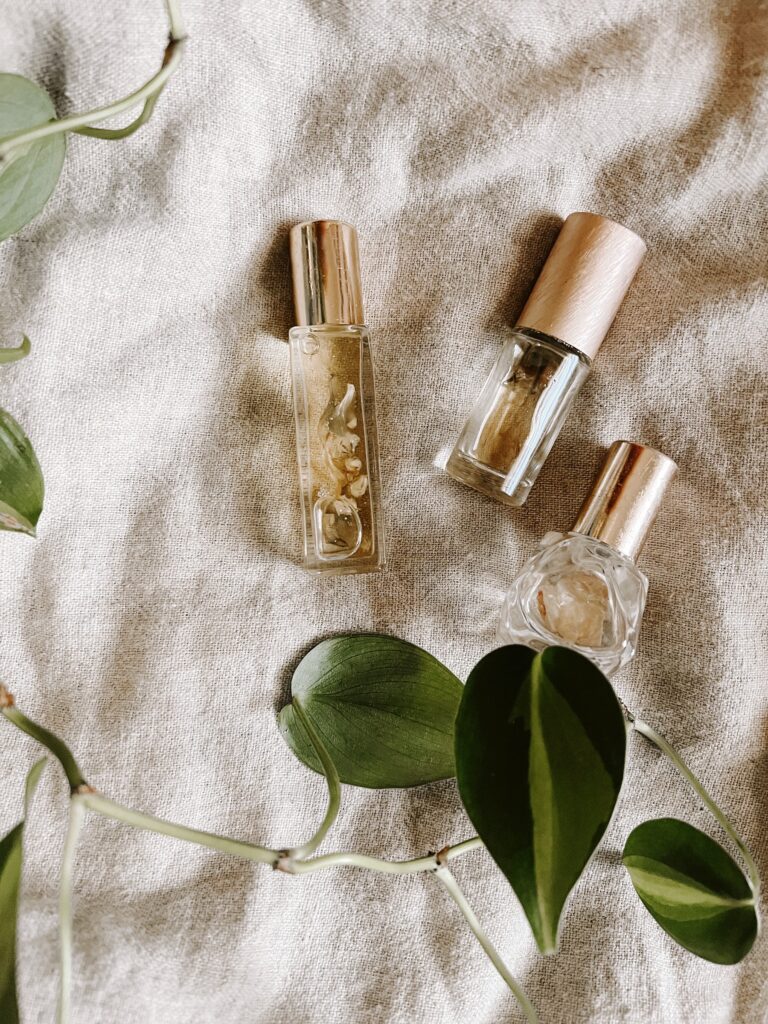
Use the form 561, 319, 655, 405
288, 220, 385, 574
498, 441, 677, 675
446, 212, 647, 506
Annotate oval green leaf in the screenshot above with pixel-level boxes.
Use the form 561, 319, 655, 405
0, 407, 44, 535
0, 74, 66, 242
623, 817, 758, 964
278, 634, 463, 788
455, 645, 627, 954
0, 758, 46, 1024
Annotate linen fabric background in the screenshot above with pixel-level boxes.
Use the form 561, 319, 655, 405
0, 1, 766, 1022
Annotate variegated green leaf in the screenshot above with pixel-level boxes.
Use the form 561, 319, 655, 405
623, 818, 758, 964
0, 407, 44, 536
455, 645, 626, 954
0, 74, 65, 241
0, 759, 47, 1023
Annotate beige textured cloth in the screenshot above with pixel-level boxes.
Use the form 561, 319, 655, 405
0, 1, 766, 1021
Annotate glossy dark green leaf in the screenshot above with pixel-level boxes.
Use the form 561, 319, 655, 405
0, 407, 44, 536
0, 75, 65, 241
623, 817, 758, 964
0, 758, 46, 1023
455, 645, 626, 954
278, 634, 463, 788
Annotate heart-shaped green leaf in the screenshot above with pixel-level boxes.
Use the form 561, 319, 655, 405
623, 817, 758, 964
0, 758, 46, 1024
278, 634, 463, 788
0, 74, 66, 241
0, 407, 44, 536
455, 645, 626, 954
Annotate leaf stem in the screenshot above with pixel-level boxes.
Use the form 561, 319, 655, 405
0, 335, 31, 364
73, 88, 165, 141
163, 0, 186, 38
287, 837, 484, 876
58, 799, 85, 1024
0, 1, 187, 162
79, 793, 280, 865
81, 791, 481, 881
1, 699, 88, 793
632, 717, 760, 900
433, 865, 538, 1023
286, 700, 341, 860
2, 689, 480, 876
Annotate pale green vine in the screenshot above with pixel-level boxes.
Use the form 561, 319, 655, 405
57, 801, 85, 1024
631, 715, 760, 901
0, 0, 187, 166
0, 685, 528, 1020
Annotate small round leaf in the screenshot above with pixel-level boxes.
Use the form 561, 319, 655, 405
0, 74, 66, 241
623, 818, 758, 964
278, 634, 463, 788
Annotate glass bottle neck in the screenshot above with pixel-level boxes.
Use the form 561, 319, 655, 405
542, 530, 639, 568
513, 326, 593, 366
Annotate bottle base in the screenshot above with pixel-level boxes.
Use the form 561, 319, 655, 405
444, 449, 528, 507
496, 624, 627, 678
302, 555, 387, 576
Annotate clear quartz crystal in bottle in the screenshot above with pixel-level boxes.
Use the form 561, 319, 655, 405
446, 213, 647, 506
498, 441, 677, 675
288, 220, 384, 574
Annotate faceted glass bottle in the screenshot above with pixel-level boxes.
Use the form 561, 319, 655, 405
446, 213, 647, 507
288, 323, 384, 574
497, 441, 677, 676
446, 329, 591, 506
289, 220, 385, 574
498, 531, 647, 675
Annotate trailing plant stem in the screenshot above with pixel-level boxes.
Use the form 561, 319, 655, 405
58, 799, 85, 1024
1, 702, 87, 792
286, 699, 342, 859
79, 793, 281, 865
163, 0, 186, 38
73, 88, 165, 141
287, 836, 483, 876
0, 0, 187, 162
632, 717, 760, 900
1, 694, 481, 876
2, 691, 502, 1011
434, 866, 538, 1024
80, 791, 482, 877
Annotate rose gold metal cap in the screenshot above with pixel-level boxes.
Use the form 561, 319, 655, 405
572, 441, 677, 561
515, 212, 646, 360
289, 220, 364, 327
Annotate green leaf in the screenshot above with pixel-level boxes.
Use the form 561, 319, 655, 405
455, 645, 626, 954
623, 817, 758, 964
0, 407, 44, 536
0, 758, 47, 1023
0, 74, 66, 242
278, 634, 463, 788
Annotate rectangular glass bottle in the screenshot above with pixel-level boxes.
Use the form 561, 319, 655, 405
288, 323, 384, 573
289, 221, 385, 574
445, 213, 647, 507
446, 328, 591, 506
